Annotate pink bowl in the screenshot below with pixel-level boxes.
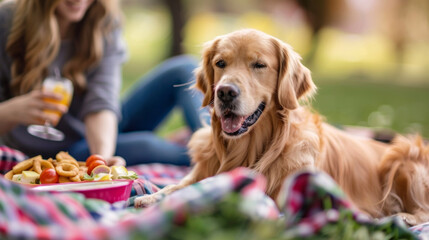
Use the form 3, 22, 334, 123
32, 180, 134, 203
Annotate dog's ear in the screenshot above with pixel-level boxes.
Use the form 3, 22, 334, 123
193, 38, 220, 107
273, 39, 316, 110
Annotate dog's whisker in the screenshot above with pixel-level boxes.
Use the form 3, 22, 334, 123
174, 81, 194, 88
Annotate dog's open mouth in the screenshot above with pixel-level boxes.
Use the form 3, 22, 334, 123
220, 102, 265, 136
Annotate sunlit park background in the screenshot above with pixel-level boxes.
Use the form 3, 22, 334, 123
121, 0, 429, 138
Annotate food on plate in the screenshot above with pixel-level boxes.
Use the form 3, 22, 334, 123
87, 160, 107, 175
90, 165, 112, 181
85, 154, 108, 174
21, 171, 40, 184
85, 154, 106, 167
93, 173, 112, 181
111, 166, 127, 179
92, 165, 110, 175
33, 159, 55, 174
118, 170, 137, 180
12, 156, 38, 174
3, 152, 137, 185
56, 151, 78, 162
59, 176, 70, 183
12, 173, 22, 182
58, 159, 79, 168
4, 151, 85, 184
78, 166, 87, 178
69, 174, 81, 182
56, 162, 79, 177
84, 155, 112, 181
40, 168, 59, 184
4, 171, 13, 180
111, 166, 138, 180
83, 164, 137, 182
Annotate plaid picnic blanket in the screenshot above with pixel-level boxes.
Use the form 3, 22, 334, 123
0, 145, 428, 239
128, 163, 190, 188
0, 146, 27, 174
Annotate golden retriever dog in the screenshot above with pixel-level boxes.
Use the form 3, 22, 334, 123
135, 29, 429, 225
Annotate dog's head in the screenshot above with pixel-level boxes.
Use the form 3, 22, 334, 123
194, 29, 316, 138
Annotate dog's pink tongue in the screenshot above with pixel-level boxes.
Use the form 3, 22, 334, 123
221, 116, 245, 133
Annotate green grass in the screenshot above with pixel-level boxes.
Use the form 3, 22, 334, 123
312, 78, 429, 137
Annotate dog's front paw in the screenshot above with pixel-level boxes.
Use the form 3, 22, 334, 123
134, 194, 160, 208
396, 212, 418, 226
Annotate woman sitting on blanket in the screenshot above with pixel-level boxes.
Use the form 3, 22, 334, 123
0, 0, 206, 166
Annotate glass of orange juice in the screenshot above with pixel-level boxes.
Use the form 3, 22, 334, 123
27, 69, 73, 141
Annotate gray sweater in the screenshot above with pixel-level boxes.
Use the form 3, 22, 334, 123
0, 2, 127, 158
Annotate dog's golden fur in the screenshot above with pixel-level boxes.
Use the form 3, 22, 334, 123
135, 29, 429, 225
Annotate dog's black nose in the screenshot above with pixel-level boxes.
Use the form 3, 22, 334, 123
217, 84, 240, 103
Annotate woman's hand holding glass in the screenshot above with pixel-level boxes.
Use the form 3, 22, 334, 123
27, 74, 73, 141
41, 77, 73, 126
4, 89, 67, 126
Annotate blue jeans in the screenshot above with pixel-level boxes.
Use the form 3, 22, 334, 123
68, 55, 208, 166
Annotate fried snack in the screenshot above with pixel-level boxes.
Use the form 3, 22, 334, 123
78, 172, 85, 180
78, 166, 88, 172
56, 152, 80, 171
58, 159, 79, 168
4, 171, 13, 180
56, 163, 79, 177
56, 151, 77, 162
33, 159, 55, 174
6, 152, 89, 184
50, 160, 58, 167
12, 155, 42, 174
70, 175, 81, 182
59, 176, 71, 183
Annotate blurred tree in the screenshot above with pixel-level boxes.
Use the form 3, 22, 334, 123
163, 0, 187, 56
295, 0, 345, 65
378, 0, 429, 69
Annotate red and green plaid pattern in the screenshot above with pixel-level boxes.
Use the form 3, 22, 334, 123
127, 163, 190, 187
0, 146, 27, 174
0, 167, 420, 239
278, 170, 415, 238
0, 145, 426, 239
0, 167, 279, 239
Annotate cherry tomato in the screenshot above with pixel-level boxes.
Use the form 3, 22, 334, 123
87, 160, 106, 175
40, 168, 59, 184
86, 154, 106, 167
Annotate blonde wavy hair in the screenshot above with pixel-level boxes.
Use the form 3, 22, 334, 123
6, 0, 122, 95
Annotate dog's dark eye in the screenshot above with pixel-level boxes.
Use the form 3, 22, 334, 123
252, 62, 266, 69
215, 60, 226, 68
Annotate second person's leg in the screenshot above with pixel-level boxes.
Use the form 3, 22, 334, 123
116, 55, 207, 166
119, 55, 206, 133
